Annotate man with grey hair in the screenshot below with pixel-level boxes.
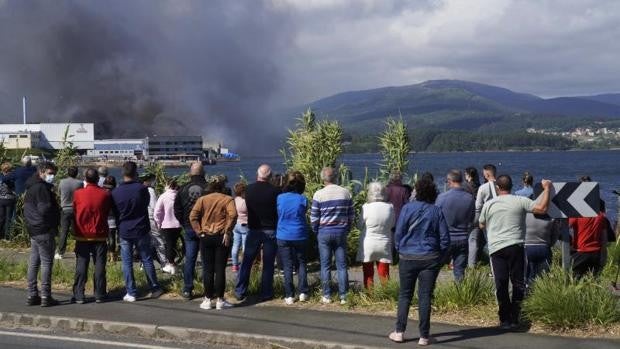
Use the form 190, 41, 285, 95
435, 169, 475, 281
174, 161, 208, 300
235, 164, 281, 302
311, 167, 354, 304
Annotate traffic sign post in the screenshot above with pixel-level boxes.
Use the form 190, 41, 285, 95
533, 182, 600, 218
533, 182, 601, 271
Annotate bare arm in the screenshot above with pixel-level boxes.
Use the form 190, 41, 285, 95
532, 179, 552, 215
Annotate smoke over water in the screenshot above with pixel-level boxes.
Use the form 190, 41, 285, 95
0, 0, 294, 154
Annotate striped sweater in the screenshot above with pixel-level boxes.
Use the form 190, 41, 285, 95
311, 184, 354, 235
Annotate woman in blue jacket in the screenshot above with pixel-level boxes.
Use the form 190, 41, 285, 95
276, 171, 309, 305
389, 178, 450, 346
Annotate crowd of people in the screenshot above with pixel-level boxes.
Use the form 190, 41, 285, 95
2, 156, 616, 346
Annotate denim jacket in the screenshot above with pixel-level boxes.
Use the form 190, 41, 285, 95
394, 200, 450, 257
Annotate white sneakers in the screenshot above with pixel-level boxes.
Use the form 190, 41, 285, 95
284, 297, 295, 305
200, 297, 213, 310
216, 299, 233, 310
340, 298, 347, 305
123, 294, 136, 302
321, 296, 332, 304
54, 253, 63, 260
299, 293, 309, 302
162, 264, 176, 275
200, 297, 233, 310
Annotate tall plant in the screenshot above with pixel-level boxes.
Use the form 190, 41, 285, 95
378, 117, 410, 177
54, 124, 78, 181
282, 108, 344, 196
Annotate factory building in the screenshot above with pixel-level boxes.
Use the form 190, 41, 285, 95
146, 136, 203, 159
86, 139, 147, 159
0, 123, 94, 150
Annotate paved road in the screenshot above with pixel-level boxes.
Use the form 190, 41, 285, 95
1, 286, 618, 349
0, 328, 239, 349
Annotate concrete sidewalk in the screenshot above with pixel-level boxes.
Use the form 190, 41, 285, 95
1, 286, 618, 349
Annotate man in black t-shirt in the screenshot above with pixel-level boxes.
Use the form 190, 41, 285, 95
234, 164, 281, 301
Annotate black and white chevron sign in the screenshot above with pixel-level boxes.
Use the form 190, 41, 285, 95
533, 182, 600, 218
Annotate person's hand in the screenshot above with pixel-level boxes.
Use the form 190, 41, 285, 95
222, 233, 231, 247
541, 179, 552, 190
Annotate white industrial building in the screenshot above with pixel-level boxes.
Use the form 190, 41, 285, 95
87, 139, 147, 159
0, 123, 94, 150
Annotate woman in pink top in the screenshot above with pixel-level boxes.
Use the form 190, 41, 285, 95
231, 182, 248, 272
154, 179, 182, 275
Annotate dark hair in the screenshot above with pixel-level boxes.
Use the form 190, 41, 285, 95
103, 175, 117, 189
206, 180, 224, 194
271, 173, 284, 188
37, 162, 57, 174
522, 171, 534, 186
84, 168, 99, 184
414, 178, 438, 204
465, 167, 480, 186
283, 171, 306, 194
496, 175, 513, 192
420, 172, 434, 182
233, 182, 247, 198
67, 166, 79, 178
483, 164, 497, 176
121, 161, 138, 179
166, 179, 179, 191
403, 184, 413, 198
579, 175, 592, 182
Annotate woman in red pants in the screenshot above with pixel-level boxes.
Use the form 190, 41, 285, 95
356, 182, 395, 289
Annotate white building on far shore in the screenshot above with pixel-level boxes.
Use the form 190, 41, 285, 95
0, 123, 94, 150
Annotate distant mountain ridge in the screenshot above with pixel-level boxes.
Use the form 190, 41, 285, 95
302, 79, 620, 122
290, 79, 620, 152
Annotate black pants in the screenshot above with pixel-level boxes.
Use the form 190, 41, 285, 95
572, 251, 602, 279
107, 228, 118, 255
490, 244, 525, 324
162, 228, 182, 264
57, 210, 74, 255
0, 199, 15, 240
72, 241, 108, 300
200, 234, 230, 299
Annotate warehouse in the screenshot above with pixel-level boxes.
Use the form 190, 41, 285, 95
86, 139, 147, 159
0, 123, 94, 150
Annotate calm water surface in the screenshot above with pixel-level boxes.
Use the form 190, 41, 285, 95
112, 150, 620, 219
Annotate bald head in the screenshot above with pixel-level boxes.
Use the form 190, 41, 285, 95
257, 164, 272, 182
189, 161, 204, 176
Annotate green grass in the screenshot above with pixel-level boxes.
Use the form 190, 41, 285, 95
523, 265, 620, 329
434, 267, 495, 312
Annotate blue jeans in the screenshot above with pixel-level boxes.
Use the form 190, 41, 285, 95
183, 226, 200, 293
395, 257, 441, 338
525, 244, 551, 286
231, 223, 248, 267
448, 239, 468, 282
317, 232, 348, 299
277, 239, 309, 298
120, 234, 160, 297
235, 229, 277, 299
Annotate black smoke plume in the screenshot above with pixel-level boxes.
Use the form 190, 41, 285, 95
0, 0, 294, 154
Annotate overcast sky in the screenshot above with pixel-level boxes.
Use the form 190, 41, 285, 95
273, 0, 620, 105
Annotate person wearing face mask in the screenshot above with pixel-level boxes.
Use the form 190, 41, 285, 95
24, 162, 61, 307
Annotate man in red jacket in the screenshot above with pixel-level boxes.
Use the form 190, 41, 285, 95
72, 167, 113, 303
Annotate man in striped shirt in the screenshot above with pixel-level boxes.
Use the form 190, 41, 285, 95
311, 167, 354, 304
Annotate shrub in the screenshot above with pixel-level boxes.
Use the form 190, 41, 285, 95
523, 266, 620, 329
378, 117, 411, 177
434, 267, 495, 312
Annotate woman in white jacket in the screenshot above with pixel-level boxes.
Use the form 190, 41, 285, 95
357, 181, 395, 289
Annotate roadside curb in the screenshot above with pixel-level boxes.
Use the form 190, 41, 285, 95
0, 311, 381, 349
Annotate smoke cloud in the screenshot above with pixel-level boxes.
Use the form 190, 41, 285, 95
0, 0, 294, 154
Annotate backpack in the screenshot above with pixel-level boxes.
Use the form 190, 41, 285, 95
0, 176, 15, 200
